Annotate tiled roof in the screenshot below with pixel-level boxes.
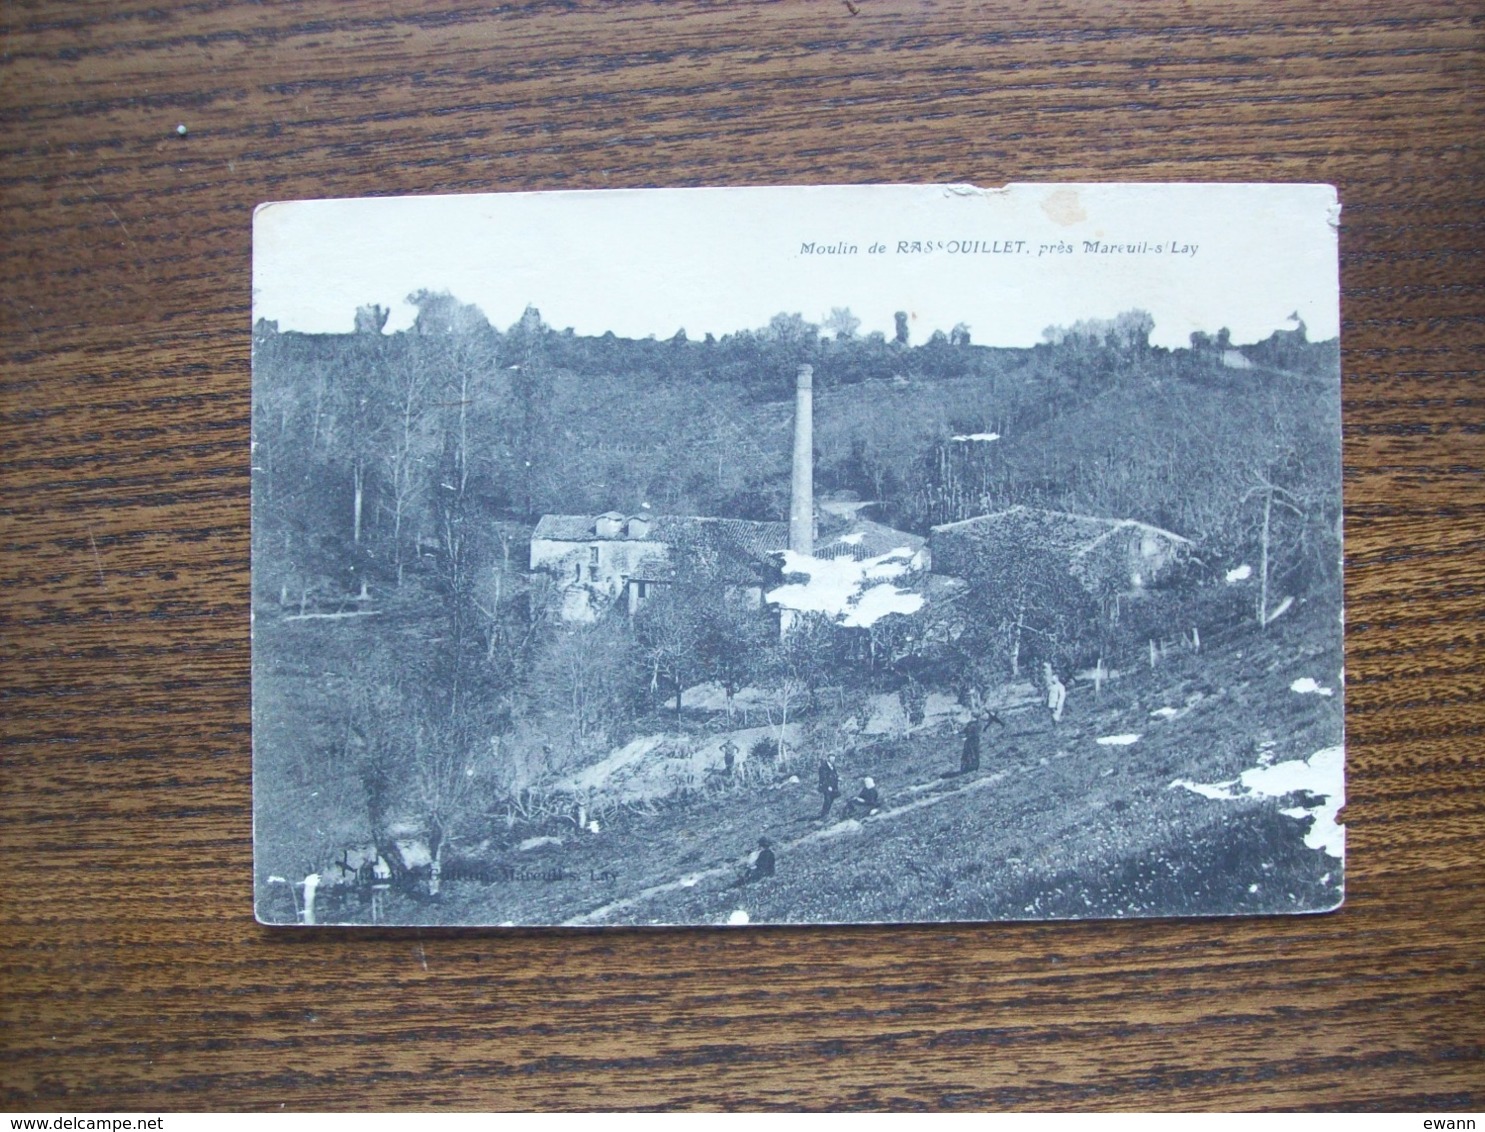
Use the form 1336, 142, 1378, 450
657, 516, 789, 558
816, 519, 925, 562
532, 514, 601, 541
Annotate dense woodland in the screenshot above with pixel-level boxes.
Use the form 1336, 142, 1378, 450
253, 294, 1340, 598
252, 295, 1342, 880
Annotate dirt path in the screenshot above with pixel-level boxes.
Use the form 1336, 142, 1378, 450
563, 767, 1011, 926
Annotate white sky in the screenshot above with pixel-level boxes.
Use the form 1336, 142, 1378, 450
253, 183, 1339, 350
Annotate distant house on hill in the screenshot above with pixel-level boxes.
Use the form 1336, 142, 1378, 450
929, 505, 1192, 600
530, 511, 788, 622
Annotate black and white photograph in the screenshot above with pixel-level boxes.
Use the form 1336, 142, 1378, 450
251, 183, 1344, 928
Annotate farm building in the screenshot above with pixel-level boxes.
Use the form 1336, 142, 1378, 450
532, 364, 823, 623
928, 505, 1192, 598
530, 364, 931, 628
529, 512, 788, 622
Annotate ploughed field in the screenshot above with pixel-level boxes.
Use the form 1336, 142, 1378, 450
255, 599, 1345, 927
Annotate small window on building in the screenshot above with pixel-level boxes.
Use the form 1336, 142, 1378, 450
638, 582, 648, 599
589, 545, 600, 566
573, 562, 581, 582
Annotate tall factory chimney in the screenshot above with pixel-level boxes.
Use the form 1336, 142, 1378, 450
789, 363, 814, 555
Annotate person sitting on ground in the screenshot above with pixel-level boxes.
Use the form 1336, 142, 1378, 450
817, 755, 841, 819
737, 836, 775, 885
844, 776, 882, 818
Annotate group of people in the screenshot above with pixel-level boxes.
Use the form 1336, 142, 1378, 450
815, 756, 882, 821
736, 665, 1073, 886
736, 758, 881, 886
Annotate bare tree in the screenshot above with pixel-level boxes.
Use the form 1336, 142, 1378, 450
759, 657, 805, 764
700, 594, 772, 721
354, 303, 390, 335
327, 340, 388, 549
822, 306, 861, 341
1236, 387, 1337, 628
1243, 471, 1307, 628
377, 344, 437, 585
635, 589, 703, 718
408, 709, 482, 896
534, 617, 638, 756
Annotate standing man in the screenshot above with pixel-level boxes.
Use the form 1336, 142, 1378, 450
961, 711, 982, 773
1044, 662, 1067, 723
817, 755, 841, 820
720, 737, 738, 777
960, 707, 1007, 773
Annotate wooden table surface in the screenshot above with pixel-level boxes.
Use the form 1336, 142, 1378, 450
2, 0, 1482, 1112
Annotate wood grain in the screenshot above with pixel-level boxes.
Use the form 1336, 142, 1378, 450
2, 0, 1482, 1111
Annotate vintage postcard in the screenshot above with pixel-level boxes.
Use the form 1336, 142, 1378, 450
251, 183, 1344, 927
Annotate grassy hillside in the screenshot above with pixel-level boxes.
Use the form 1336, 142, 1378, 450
252, 322, 1344, 928
259, 597, 1344, 927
